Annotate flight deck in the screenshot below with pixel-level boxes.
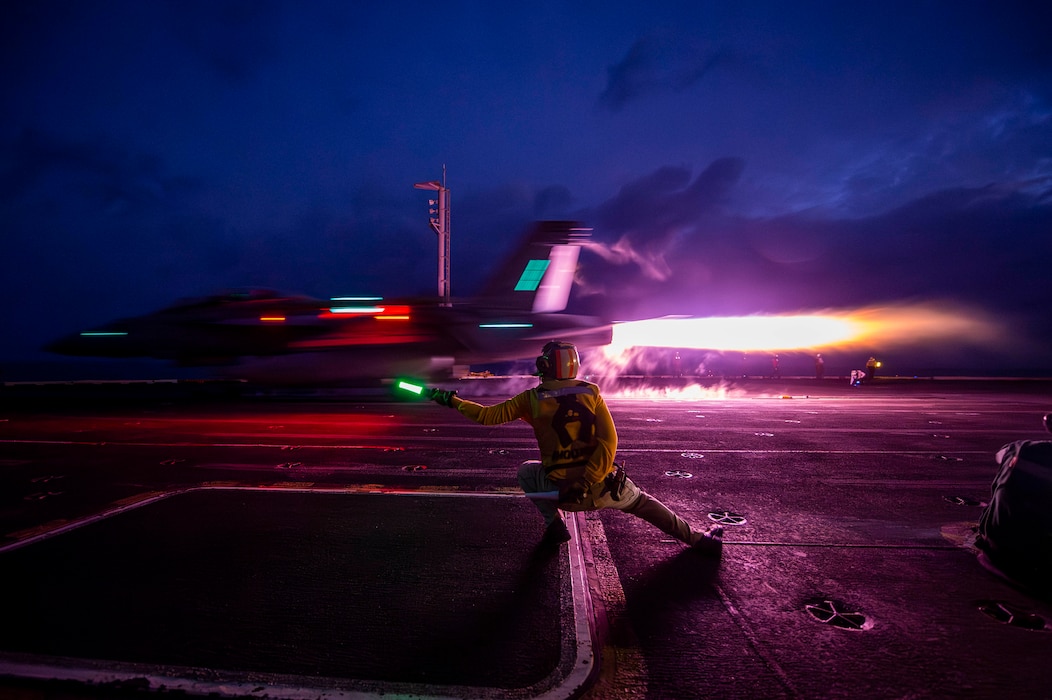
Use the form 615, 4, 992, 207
1, 377, 1051, 699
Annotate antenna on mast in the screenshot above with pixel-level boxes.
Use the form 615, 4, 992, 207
414, 166, 451, 306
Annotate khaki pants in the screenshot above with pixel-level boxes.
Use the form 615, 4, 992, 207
517, 460, 703, 546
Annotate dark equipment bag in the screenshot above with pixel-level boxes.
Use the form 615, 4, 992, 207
977, 440, 1052, 593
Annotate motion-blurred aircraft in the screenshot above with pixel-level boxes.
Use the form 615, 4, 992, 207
46, 221, 613, 384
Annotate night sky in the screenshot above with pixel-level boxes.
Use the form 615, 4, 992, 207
3, 2, 1051, 377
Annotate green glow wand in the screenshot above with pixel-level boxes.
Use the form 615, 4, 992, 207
395, 379, 429, 397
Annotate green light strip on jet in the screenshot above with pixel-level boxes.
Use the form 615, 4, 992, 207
479, 323, 534, 328
80, 332, 128, 336
514, 259, 550, 291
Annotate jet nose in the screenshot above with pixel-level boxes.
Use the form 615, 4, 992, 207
44, 329, 130, 356
44, 332, 79, 355
44, 332, 84, 356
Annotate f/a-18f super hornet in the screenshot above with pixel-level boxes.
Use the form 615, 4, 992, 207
46, 221, 613, 384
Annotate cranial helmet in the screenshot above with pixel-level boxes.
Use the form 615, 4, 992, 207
536, 340, 580, 380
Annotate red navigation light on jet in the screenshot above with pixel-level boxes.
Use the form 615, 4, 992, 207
374, 305, 410, 320
319, 304, 411, 320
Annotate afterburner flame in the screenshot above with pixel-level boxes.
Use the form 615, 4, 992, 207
609, 302, 1003, 353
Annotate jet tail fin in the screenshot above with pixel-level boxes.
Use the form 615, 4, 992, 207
475, 221, 592, 312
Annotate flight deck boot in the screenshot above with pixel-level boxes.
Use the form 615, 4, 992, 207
541, 518, 572, 546
624, 492, 724, 556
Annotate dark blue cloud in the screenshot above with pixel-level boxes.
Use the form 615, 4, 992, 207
594, 158, 743, 241
571, 163, 1052, 353
165, 0, 283, 83
599, 32, 727, 112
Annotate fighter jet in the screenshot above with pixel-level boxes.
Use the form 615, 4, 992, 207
46, 221, 613, 384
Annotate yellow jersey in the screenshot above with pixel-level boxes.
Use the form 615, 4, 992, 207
455, 378, 617, 486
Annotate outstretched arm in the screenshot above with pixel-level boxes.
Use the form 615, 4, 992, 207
432, 390, 531, 426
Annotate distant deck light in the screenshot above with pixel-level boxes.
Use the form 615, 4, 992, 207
259, 316, 286, 322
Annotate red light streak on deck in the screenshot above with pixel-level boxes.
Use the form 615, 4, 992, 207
609, 303, 1002, 353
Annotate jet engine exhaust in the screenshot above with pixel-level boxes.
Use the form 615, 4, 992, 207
607, 302, 1004, 355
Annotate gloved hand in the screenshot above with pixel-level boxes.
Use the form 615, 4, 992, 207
559, 479, 590, 506
430, 388, 458, 407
